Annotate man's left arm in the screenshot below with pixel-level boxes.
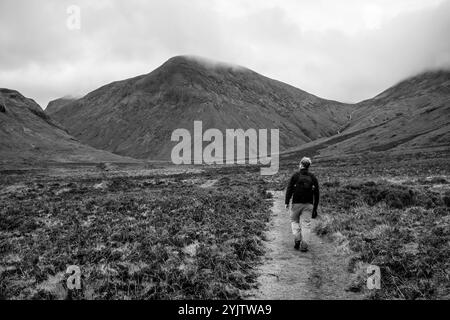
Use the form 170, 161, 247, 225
312, 175, 320, 218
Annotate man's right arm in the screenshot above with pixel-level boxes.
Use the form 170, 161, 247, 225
285, 173, 296, 206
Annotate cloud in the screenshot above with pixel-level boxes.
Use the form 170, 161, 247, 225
0, 0, 449, 107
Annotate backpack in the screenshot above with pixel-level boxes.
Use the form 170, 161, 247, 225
294, 172, 313, 194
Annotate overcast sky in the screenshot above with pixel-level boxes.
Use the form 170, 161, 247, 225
1, 0, 449, 108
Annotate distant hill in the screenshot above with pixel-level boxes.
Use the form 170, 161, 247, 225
283, 70, 450, 160
0, 88, 137, 165
47, 55, 355, 160
45, 97, 76, 116
45, 57, 449, 162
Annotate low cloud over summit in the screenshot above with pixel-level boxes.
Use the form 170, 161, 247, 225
1, 0, 449, 107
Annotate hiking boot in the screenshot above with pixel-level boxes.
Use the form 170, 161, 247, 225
300, 242, 308, 252
294, 240, 301, 250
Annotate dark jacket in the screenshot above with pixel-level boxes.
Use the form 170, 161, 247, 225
285, 169, 320, 211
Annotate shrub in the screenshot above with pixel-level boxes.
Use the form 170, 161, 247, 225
323, 180, 443, 210
443, 192, 450, 207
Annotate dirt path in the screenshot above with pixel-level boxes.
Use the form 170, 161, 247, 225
245, 191, 363, 300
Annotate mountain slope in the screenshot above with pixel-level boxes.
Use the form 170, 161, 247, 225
283, 70, 450, 159
0, 88, 137, 164
48, 55, 355, 160
45, 97, 76, 116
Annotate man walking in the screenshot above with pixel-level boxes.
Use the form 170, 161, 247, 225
285, 157, 320, 252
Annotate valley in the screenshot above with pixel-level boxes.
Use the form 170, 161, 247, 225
1, 56, 449, 300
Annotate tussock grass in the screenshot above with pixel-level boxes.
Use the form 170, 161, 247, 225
316, 179, 450, 299
0, 173, 271, 299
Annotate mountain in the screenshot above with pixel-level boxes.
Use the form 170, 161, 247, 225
0, 88, 137, 165
283, 70, 450, 160
47, 55, 355, 160
45, 96, 76, 115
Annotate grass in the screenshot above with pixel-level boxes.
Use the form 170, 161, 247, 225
314, 178, 450, 299
1, 150, 449, 300
0, 171, 271, 299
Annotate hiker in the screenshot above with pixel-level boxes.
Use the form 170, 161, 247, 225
285, 157, 320, 252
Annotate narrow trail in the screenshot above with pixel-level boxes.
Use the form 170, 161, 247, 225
245, 191, 363, 300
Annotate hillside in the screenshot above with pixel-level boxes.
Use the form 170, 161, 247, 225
48, 55, 355, 160
283, 70, 450, 160
0, 88, 137, 165
45, 97, 76, 116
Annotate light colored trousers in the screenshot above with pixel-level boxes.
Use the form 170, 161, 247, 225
290, 203, 313, 244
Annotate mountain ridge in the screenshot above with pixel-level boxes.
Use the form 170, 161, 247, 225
0, 88, 138, 164
44, 57, 450, 161
283, 69, 450, 159
48, 55, 355, 160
